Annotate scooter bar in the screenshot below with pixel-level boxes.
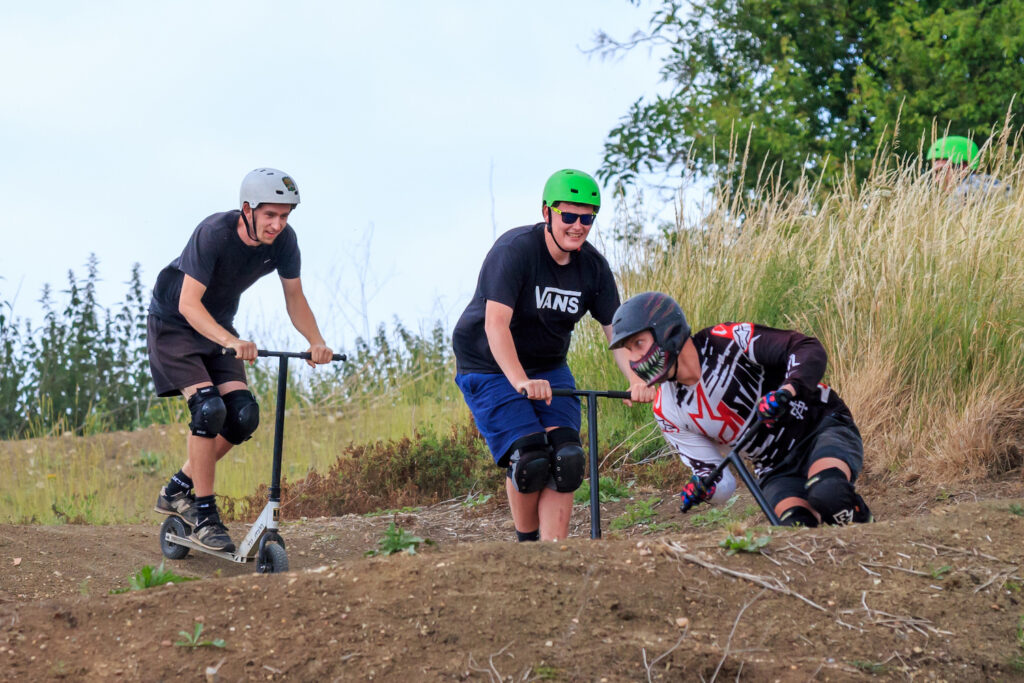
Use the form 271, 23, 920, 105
694, 420, 782, 526
521, 386, 635, 538
222, 348, 347, 362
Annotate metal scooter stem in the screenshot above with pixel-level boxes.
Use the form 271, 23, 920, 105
551, 387, 631, 540
698, 421, 782, 526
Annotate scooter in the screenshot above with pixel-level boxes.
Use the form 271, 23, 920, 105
158, 349, 346, 573
532, 388, 780, 535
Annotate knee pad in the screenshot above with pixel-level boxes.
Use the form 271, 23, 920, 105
778, 505, 819, 528
806, 468, 860, 525
219, 390, 260, 445
548, 427, 585, 493
187, 386, 226, 439
505, 433, 551, 494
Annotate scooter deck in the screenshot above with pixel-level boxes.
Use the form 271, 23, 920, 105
163, 532, 253, 564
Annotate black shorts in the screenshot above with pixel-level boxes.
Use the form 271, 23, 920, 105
147, 315, 247, 397
760, 414, 863, 508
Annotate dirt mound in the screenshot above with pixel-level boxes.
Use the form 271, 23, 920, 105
2, 482, 1024, 681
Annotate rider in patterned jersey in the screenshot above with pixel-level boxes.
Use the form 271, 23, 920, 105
609, 292, 871, 527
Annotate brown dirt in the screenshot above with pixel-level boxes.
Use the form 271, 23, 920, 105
2, 478, 1024, 681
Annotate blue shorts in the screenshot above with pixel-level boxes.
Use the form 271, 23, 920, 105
455, 364, 581, 465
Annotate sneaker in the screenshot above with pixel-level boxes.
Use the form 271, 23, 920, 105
154, 487, 198, 526
189, 519, 236, 553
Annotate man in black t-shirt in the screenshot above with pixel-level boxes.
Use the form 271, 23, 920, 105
148, 168, 334, 553
453, 169, 654, 543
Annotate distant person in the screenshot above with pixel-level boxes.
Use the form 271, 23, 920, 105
926, 135, 1009, 198
452, 169, 653, 542
609, 292, 871, 527
148, 168, 334, 552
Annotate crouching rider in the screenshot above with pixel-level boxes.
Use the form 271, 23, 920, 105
452, 169, 651, 542
609, 292, 871, 527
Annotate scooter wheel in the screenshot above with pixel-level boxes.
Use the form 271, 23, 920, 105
160, 516, 191, 560
257, 542, 288, 574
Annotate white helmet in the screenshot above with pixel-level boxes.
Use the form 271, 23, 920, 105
239, 168, 300, 209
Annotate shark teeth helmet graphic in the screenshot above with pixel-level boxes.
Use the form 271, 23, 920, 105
629, 340, 672, 385
609, 291, 691, 386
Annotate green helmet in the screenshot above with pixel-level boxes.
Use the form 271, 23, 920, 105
542, 169, 601, 212
926, 136, 980, 169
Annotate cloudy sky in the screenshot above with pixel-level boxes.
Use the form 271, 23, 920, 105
1, 1, 668, 351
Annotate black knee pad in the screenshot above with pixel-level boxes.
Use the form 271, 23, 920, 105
778, 505, 819, 528
806, 468, 860, 525
188, 386, 226, 438
219, 390, 260, 445
504, 433, 551, 494
548, 427, 585, 493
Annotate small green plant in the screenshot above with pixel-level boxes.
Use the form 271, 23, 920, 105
609, 497, 661, 531
574, 476, 632, 505
532, 665, 561, 680
935, 488, 953, 502
642, 521, 680, 535
133, 451, 162, 476
1010, 616, 1024, 671
461, 492, 493, 508
689, 495, 741, 527
363, 506, 422, 518
365, 522, 431, 556
110, 562, 198, 594
849, 660, 888, 674
174, 623, 226, 650
1006, 580, 1021, 593
1009, 503, 1024, 517
719, 530, 771, 555
928, 564, 953, 580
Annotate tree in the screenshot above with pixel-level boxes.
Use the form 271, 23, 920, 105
598, 0, 1024, 193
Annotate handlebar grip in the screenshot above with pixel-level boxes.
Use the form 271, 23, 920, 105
222, 348, 347, 362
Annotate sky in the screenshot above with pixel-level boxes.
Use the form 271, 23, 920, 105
1, 1, 669, 353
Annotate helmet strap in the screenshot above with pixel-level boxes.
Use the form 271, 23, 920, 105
545, 206, 579, 254
241, 205, 258, 242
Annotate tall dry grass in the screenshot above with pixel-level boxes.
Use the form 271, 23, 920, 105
577, 138, 1024, 485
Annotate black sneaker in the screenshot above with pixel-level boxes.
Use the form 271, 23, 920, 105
154, 487, 198, 526
189, 519, 236, 553
852, 494, 873, 524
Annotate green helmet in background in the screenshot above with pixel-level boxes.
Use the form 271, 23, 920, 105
926, 136, 980, 169
542, 169, 601, 212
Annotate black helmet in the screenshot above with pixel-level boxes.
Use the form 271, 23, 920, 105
609, 292, 690, 386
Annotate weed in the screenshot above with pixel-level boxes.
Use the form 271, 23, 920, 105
78, 579, 90, 597
1006, 580, 1022, 593
365, 522, 431, 557
133, 451, 162, 476
849, 660, 888, 674
935, 488, 952, 502
363, 506, 422, 518
642, 521, 680, 535
110, 562, 198, 594
461, 492, 493, 508
574, 476, 632, 506
1010, 616, 1024, 671
1009, 503, 1024, 517
532, 665, 561, 680
719, 531, 771, 555
689, 495, 740, 527
928, 565, 953, 580
174, 623, 226, 650
50, 492, 99, 524
609, 497, 661, 531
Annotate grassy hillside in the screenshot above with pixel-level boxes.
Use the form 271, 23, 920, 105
3, 147, 1023, 524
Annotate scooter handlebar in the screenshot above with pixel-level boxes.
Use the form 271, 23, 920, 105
519, 388, 633, 400
222, 348, 347, 362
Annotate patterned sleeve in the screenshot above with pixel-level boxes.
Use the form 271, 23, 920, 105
747, 324, 828, 398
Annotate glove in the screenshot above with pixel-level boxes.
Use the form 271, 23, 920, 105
679, 475, 716, 513
757, 387, 795, 427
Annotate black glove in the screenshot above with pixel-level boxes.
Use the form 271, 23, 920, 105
756, 387, 795, 427
679, 475, 716, 513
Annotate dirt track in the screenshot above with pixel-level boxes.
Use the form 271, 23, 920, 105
2, 481, 1024, 681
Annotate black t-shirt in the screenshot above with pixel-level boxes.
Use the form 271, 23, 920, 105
148, 210, 301, 328
453, 223, 620, 374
